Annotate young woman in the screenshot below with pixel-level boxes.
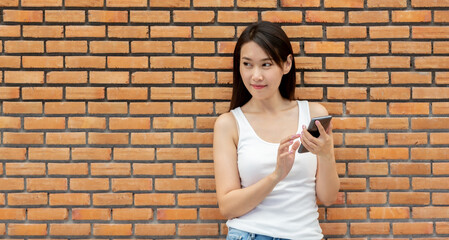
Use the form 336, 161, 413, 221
213, 21, 340, 239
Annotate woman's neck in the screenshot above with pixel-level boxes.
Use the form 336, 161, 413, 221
243, 93, 293, 114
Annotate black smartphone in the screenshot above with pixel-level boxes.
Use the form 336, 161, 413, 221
298, 115, 332, 153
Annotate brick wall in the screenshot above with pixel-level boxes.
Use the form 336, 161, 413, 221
0, 0, 448, 238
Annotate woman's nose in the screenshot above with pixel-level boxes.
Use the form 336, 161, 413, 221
251, 67, 263, 81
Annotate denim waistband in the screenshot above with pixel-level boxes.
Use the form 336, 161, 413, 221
227, 227, 290, 240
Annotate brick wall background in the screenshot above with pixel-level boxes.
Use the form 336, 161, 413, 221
0, 0, 449, 238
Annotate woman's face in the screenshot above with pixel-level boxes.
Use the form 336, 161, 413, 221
239, 41, 292, 100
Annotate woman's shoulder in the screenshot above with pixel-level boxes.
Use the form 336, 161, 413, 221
308, 102, 329, 118
214, 112, 238, 133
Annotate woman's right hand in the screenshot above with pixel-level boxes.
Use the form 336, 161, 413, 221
272, 134, 301, 183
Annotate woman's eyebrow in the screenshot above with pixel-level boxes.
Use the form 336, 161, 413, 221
241, 56, 272, 61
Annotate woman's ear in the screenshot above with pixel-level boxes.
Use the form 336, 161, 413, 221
283, 54, 293, 74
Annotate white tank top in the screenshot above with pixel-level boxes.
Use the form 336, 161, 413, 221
227, 100, 323, 240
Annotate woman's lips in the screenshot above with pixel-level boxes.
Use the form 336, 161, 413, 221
251, 84, 266, 90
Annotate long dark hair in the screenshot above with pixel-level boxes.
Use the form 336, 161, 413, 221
229, 21, 296, 110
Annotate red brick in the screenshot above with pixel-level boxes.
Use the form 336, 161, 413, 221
392, 41, 431, 54
390, 192, 430, 205
370, 207, 410, 219
107, 87, 148, 100
93, 224, 132, 236
388, 133, 428, 146
135, 224, 176, 236
113, 148, 155, 161
370, 177, 410, 190
66, 26, 105, 38
5, 41, 44, 53
112, 178, 152, 192
113, 208, 153, 220
150, 56, 190, 69
157, 208, 197, 220
72, 208, 111, 220
88, 102, 127, 114
412, 118, 449, 130
262, 11, 302, 23
66, 86, 105, 99
68, 117, 106, 129
3, 10, 43, 22
0, 178, 24, 191
0, 117, 20, 129
0, 209, 25, 220
91, 163, 130, 176
324, 0, 363, 8
131, 133, 171, 145
370, 87, 410, 100
50, 193, 90, 206
393, 222, 433, 235
347, 192, 386, 205
88, 10, 128, 23
176, 163, 214, 176
3, 102, 42, 114
305, 11, 344, 23
327, 26, 366, 39
178, 223, 218, 236
135, 193, 175, 206
151, 26, 191, 38
90, 41, 129, 54
413, 26, 449, 39
93, 193, 132, 206
9, 224, 47, 236
45, 10, 85, 23
200, 208, 226, 220
50, 224, 90, 236
107, 0, 147, 7
328, 87, 367, 100
368, 0, 407, 8
23, 26, 64, 38
3, 132, 43, 145
6, 163, 46, 176
348, 163, 388, 176
413, 207, 449, 219
108, 26, 149, 38
130, 10, 171, 23
131, 102, 171, 114
328, 208, 366, 220
132, 41, 171, 53
370, 26, 410, 39
28, 147, 70, 160
28, 208, 68, 221
72, 148, 111, 161
349, 41, 389, 54
178, 193, 218, 206
349, 11, 389, 23
194, 26, 235, 38
70, 178, 109, 191
283, 26, 323, 38
346, 102, 386, 115
48, 163, 88, 176
65, 0, 103, 7
320, 223, 347, 236
150, 0, 189, 7
393, 10, 431, 22
8, 193, 48, 206
350, 222, 390, 235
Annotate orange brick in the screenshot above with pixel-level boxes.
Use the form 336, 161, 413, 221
388, 133, 428, 146
88, 10, 127, 23
151, 26, 191, 38
150, 0, 189, 7
347, 192, 387, 205
0, 56, 20, 68
46, 71, 87, 84
135, 193, 175, 206
174, 10, 215, 23
114, 148, 155, 161
65, 56, 106, 68
199, 178, 216, 191
173, 132, 213, 145
346, 102, 386, 115
413, 26, 449, 39
0, 178, 24, 191
281, 0, 320, 7
320, 222, 347, 235
131, 71, 172, 84
157, 148, 197, 161
72, 148, 111, 161
108, 26, 149, 38
3, 132, 44, 145
217, 41, 237, 54
65, 0, 103, 7
349, 41, 389, 54
28, 147, 70, 160
93, 193, 133, 206
112, 178, 152, 192
0, 0, 18, 6
283, 25, 323, 38
393, 222, 433, 235
22, 0, 61, 6
5, 163, 45, 176
305, 10, 344, 23
390, 192, 430, 205
391, 71, 431, 84
72, 208, 111, 220
5, 41, 44, 53
412, 118, 449, 130
200, 208, 226, 220
113, 208, 153, 220
326, 57, 367, 70
218, 11, 258, 23
370, 26, 410, 39
70, 178, 109, 191
412, 148, 449, 160
68, 117, 106, 129
390, 102, 429, 115
173, 102, 214, 114
3, 102, 42, 114
0, 87, 20, 99
305, 41, 345, 54
93, 224, 132, 236
150, 87, 191, 100
8, 193, 48, 206
348, 162, 388, 176
91, 163, 130, 176
178, 193, 218, 206
370, 177, 410, 190
433, 102, 449, 114
135, 224, 176, 236
350, 222, 390, 235
176, 163, 214, 176
431, 133, 449, 145
371, 56, 410, 69
413, 207, 449, 219
433, 193, 449, 205
24, 117, 65, 130
261, 11, 302, 23
413, 177, 449, 190
392, 163, 430, 175
50, 193, 90, 206
23, 56, 63, 68
88, 102, 127, 114
3, 10, 43, 22
28, 208, 68, 221
45, 102, 85, 115
332, 118, 366, 130
327, 26, 366, 39
324, 0, 364, 8
157, 208, 197, 220
349, 11, 389, 23
0, 209, 26, 220
416, 57, 449, 70
150, 56, 190, 69
107, 0, 147, 7
434, 42, 449, 55
370, 148, 409, 160
48, 163, 88, 176
0, 117, 20, 129
370, 207, 410, 219
175, 41, 215, 54
131, 133, 171, 145
9, 224, 47, 236
130, 10, 170, 23
435, 10, 449, 22
45, 10, 85, 22
66, 26, 105, 38
90, 41, 129, 54
46, 132, 86, 145
153, 117, 193, 129
368, 0, 407, 8
194, 26, 235, 38
327, 208, 367, 220
393, 10, 431, 22
370, 87, 410, 100
370, 117, 408, 130
178, 223, 218, 236
50, 224, 90, 236
155, 178, 196, 191
23, 26, 64, 38
0, 25, 20, 37
392, 41, 431, 54
132, 41, 172, 53
327, 88, 367, 101
107, 87, 148, 100
109, 117, 150, 130
437, 222, 449, 234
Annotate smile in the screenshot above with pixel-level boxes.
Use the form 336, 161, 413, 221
251, 84, 266, 89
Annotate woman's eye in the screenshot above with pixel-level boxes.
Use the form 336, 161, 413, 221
243, 62, 251, 67
262, 63, 272, 67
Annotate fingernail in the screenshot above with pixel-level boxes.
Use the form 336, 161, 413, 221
289, 140, 293, 144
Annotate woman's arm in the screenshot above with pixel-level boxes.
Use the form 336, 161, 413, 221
301, 103, 340, 206
213, 112, 300, 219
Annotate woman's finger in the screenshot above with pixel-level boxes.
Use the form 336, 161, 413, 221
315, 120, 328, 137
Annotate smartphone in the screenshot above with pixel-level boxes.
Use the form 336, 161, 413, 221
298, 115, 332, 153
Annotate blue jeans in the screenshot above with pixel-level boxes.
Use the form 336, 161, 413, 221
227, 228, 290, 240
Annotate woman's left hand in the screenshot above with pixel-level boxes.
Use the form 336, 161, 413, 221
300, 120, 334, 159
